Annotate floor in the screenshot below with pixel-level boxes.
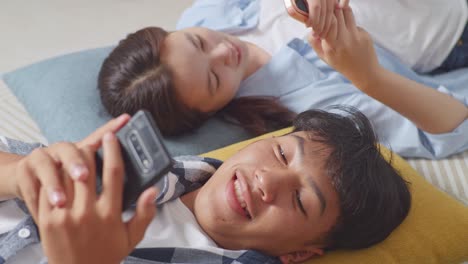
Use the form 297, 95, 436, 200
0, 0, 193, 73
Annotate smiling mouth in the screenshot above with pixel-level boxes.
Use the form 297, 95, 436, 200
234, 177, 252, 219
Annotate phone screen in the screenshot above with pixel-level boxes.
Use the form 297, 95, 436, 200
295, 0, 309, 13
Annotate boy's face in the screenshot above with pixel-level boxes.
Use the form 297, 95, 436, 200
193, 132, 341, 258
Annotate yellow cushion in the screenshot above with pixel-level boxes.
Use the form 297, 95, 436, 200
202, 128, 468, 264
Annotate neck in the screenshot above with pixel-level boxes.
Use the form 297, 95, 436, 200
244, 41, 271, 78
180, 188, 200, 214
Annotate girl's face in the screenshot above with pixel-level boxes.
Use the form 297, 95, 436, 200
161, 27, 262, 113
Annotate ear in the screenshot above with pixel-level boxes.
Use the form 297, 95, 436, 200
279, 248, 324, 264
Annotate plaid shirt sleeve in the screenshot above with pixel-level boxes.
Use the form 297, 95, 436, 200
0, 135, 45, 155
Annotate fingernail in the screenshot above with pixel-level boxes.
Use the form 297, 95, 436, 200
71, 164, 88, 181
48, 189, 66, 206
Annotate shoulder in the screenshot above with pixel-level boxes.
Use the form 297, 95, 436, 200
176, 0, 260, 33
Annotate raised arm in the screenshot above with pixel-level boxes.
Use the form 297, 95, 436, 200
308, 7, 468, 134
359, 67, 467, 133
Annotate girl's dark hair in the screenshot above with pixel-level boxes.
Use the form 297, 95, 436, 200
293, 106, 411, 250
98, 27, 295, 136
98, 27, 209, 136
221, 97, 296, 136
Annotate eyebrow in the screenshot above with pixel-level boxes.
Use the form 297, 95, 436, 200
184, 33, 214, 95
291, 135, 327, 216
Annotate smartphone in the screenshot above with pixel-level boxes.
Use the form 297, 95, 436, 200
95, 110, 173, 210
283, 0, 309, 23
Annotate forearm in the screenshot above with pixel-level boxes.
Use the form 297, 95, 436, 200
355, 67, 468, 134
0, 152, 23, 199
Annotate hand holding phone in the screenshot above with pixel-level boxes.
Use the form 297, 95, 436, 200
38, 129, 158, 264
284, 0, 350, 37
95, 110, 173, 210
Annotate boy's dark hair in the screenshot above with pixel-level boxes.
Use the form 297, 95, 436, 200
293, 107, 411, 249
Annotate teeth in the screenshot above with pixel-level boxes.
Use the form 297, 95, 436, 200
234, 179, 251, 219
234, 179, 246, 208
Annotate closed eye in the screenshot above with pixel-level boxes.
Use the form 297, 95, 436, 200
196, 34, 205, 51
197, 34, 219, 93
212, 71, 219, 92
296, 190, 307, 216
277, 145, 288, 165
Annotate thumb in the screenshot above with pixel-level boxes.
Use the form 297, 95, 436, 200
126, 187, 158, 247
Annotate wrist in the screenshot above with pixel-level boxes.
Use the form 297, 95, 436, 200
8, 161, 22, 198
0, 160, 21, 199
351, 65, 384, 94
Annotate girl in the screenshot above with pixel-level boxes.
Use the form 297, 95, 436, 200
98, 3, 467, 159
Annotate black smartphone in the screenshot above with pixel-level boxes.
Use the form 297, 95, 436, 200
95, 110, 173, 210
283, 0, 309, 23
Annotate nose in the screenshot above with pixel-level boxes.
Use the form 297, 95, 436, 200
255, 168, 294, 204
209, 41, 235, 67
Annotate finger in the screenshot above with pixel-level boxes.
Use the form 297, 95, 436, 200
306, 0, 321, 29
324, 15, 339, 43
342, 6, 356, 30
72, 146, 97, 213
99, 132, 125, 213
317, 0, 327, 35
308, 33, 325, 58
49, 142, 90, 182
126, 187, 158, 247
48, 142, 92, 209
334, 7, 346, 40
77, 114, 130, 151
29, 149, 67, 207
38, 184, 54, 226
72, 147, 98, 213
321, 0, 335, 39
339, 0, 350, 8
60, 165, 75, 210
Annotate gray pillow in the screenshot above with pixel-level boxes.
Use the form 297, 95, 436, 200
2, 47, 251, 156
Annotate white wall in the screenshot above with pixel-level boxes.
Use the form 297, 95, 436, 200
0, 0, 193, 73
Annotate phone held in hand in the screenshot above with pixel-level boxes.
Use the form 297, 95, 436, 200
283, 0, 309, 23
95, 110, 173, 210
